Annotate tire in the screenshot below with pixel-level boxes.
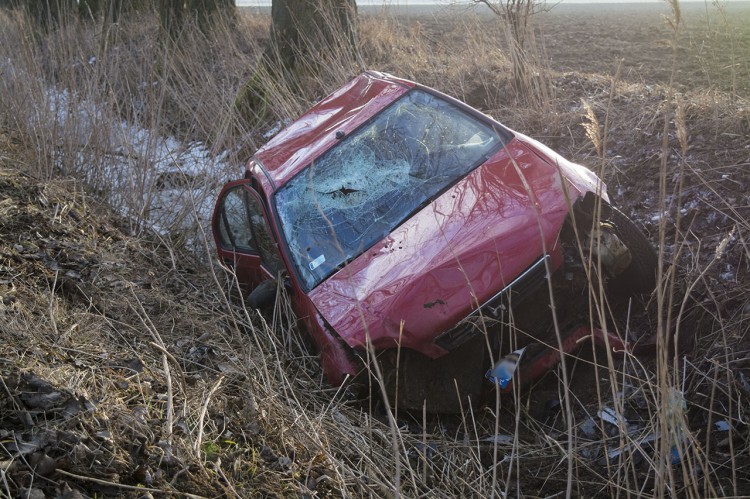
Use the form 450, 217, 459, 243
603, 204, 658, 306
247, 279, 277, 308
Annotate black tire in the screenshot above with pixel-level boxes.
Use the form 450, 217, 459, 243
247, 279, 277, 309
601, 204, 658, 309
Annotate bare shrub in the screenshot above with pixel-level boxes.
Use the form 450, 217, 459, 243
471, 0, 553, 106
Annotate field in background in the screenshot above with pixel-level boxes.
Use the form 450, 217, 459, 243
0, 1, 749, 497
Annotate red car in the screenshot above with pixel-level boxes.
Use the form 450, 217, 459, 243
212, 71, 656, 411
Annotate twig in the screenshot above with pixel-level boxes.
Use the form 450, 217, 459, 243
129, 291, 180, 444
162, 349, 175, 445
149, 340, 189, 402
213, 458, 242, 499
194, 375, 224, 456
1, 465, 12, 499
56, 469, 210, 498
49, 269, 59, 337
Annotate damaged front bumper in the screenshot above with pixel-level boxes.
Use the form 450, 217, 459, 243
486, 325, 631, 393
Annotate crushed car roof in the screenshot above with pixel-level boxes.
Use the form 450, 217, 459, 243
254, 71, 413, 187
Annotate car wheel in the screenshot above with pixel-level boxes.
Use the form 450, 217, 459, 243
602, 204, 658, 307
247, 279, 277, 309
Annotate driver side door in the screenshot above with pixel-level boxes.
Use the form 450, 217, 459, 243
213, 180, 283, 293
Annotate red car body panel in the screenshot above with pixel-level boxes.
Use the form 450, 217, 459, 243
215, 71, 610, 387
255, 72, 413, 186
307, 138, 572, 358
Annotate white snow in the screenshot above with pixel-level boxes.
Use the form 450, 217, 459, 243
33, 80, 239, 254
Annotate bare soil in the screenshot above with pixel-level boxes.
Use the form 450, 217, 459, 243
372, 3, 750, 495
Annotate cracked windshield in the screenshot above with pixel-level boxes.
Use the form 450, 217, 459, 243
275, 89, 503, 289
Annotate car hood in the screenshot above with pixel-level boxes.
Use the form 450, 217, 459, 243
308, 137, 586, 358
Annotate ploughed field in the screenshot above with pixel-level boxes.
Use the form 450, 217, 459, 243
370, 2, 750, 494
392, 2, 750, 93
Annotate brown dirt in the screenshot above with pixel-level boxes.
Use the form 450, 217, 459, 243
387, 2, 750, 94
371, 4, 750, 495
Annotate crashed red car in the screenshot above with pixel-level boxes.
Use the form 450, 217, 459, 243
212, 71, 656, 411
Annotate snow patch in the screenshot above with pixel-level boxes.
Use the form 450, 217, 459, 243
31, 80, 238, 252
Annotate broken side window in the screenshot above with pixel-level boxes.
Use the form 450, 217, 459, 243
219, 185, 283, 274
219, 187, 256, 253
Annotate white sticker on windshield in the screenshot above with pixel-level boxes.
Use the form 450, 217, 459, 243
309, 254, 326, 271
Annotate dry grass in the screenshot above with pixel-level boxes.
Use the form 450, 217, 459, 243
0, 2, 749, 497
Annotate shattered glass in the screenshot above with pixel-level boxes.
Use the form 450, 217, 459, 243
275, 90, 502, 289
217, 187, 283, 273
218, 187, 254, 252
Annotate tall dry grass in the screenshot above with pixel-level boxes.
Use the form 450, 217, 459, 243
0, 2, 748, 497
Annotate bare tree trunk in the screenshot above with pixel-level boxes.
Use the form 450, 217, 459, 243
235, 0, 358, 124
78, 0, 104, 20
11, 0, 77, 30
159, 0, 185, 40
270, 0, 358, 70
158, 0, 235, 40
189, 0, 235, 32
79, 0, 124, 23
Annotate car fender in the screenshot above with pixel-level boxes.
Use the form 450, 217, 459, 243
512, 132, 609, 204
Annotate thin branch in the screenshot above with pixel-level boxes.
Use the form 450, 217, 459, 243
194, 375, 225, 456
56, 469, 210, 499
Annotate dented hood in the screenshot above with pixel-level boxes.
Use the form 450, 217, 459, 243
308, 138, 578, 358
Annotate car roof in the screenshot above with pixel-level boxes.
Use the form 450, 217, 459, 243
253, 71, 414, 188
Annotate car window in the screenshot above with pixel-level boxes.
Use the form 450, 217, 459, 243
219, 186, 283, 274
274, 89, 502, 289
219, 187, 255, 252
